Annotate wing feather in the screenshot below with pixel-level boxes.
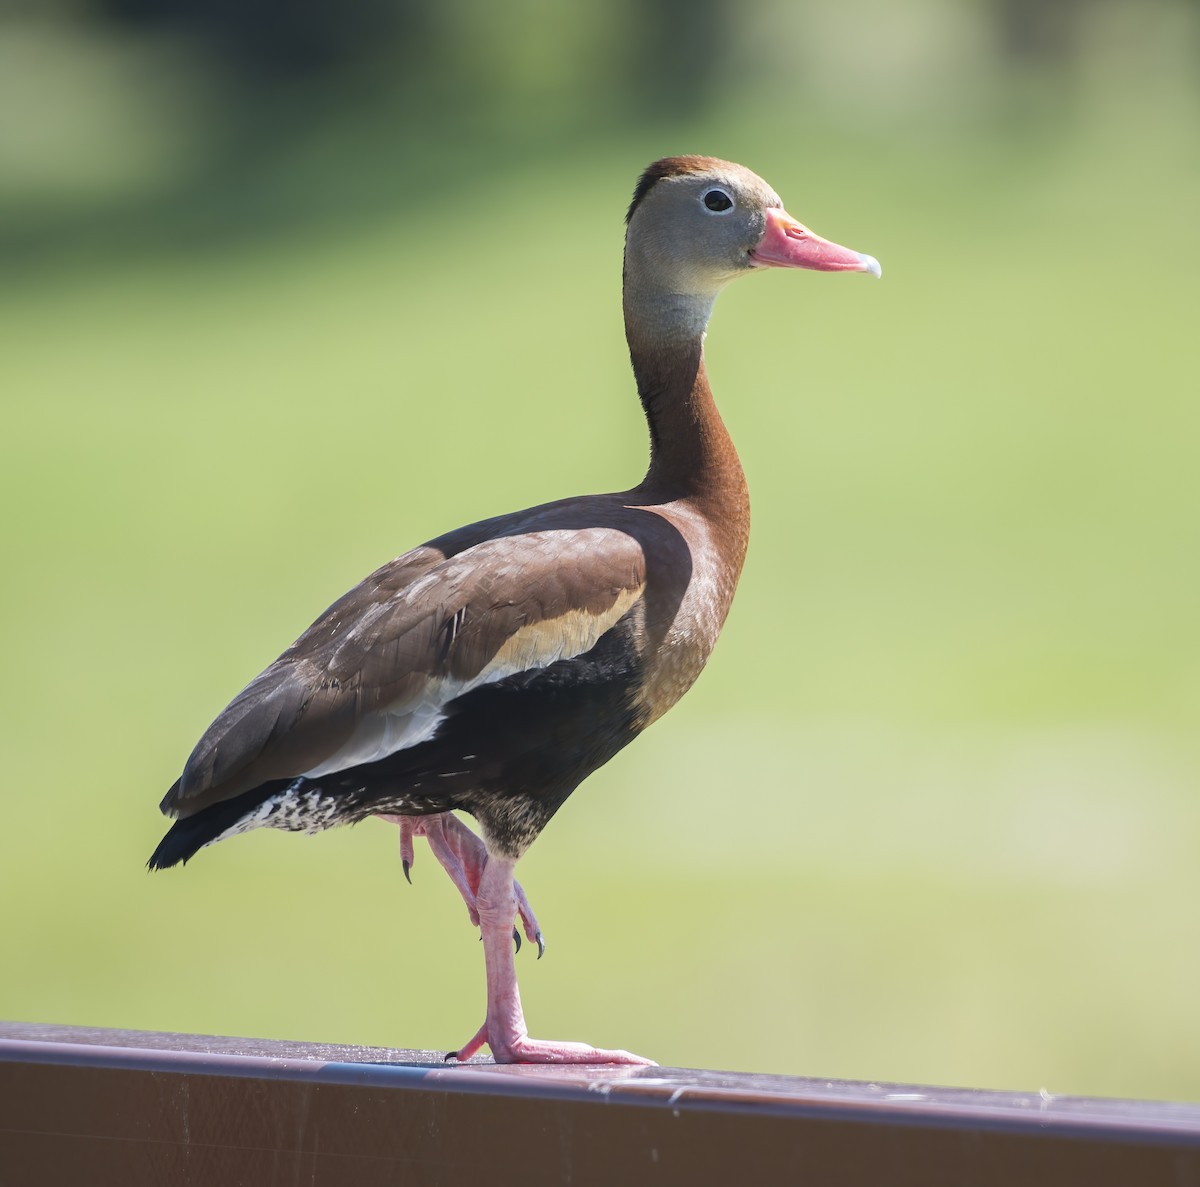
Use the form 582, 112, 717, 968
167, 525, 646, 816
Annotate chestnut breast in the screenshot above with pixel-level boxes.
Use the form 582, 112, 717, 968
634, 493, 750, 726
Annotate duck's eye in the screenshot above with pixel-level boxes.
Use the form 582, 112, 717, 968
703, 188, 734, 213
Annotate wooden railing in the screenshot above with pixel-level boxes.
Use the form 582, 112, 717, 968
2, 1022, 1198, 1184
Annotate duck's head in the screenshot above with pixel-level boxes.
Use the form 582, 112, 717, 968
624, 156, 879, 336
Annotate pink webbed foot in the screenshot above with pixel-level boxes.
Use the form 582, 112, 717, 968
378, 812, 544, 956
448, 1025, 655, 1066
445, 852, 656, 1067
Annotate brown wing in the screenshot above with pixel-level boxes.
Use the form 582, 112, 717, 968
164, 523, 647, 817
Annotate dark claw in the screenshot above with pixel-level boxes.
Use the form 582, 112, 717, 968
512, 927, 522, 954
443, 1050, 459, 1063
535, 931, 546, 960
402, 859, 412, 885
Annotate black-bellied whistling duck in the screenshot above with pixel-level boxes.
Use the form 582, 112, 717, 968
150, 156, 880, 1064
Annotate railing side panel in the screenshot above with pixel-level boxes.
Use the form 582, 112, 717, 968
2, 1024, 1198, 1187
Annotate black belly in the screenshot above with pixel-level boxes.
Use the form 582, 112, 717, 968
149, 616, 644, 868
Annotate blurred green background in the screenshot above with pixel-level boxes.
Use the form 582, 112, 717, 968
3, 0, 1199, 1101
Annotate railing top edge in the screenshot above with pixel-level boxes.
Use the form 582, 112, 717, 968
3, 1021, 1198, 1142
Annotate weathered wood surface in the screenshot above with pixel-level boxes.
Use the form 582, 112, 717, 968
2, 1022, 1198, 1185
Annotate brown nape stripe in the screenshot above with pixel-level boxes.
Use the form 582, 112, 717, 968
626, 155, 721, 225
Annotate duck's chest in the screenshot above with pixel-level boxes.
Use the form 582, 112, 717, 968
633, 502, 749, 726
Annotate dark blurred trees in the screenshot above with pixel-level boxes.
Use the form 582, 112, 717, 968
89, 0, 429, 82
989, 0, 1086, 67
32, 0, 736, 253
87, 0, 732, 117
73, 0, 1200, 108
621, 0, 729, 116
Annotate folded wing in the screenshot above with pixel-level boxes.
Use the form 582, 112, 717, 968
164, 526, 647, 817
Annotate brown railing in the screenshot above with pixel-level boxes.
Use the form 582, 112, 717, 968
2, 1021, 1199, 1185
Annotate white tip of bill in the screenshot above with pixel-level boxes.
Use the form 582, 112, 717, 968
857, 253, 883, 279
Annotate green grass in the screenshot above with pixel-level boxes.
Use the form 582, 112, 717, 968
3, 109, 1199, 1099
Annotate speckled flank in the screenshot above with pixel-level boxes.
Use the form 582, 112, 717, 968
209, 779, 348, 846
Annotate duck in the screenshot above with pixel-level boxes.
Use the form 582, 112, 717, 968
149, 155, 880, 1065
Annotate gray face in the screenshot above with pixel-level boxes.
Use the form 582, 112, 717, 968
626, 164, 784, 297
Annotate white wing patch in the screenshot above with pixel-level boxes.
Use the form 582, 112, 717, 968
302, 585, 642, 781
302, 701, 448, 778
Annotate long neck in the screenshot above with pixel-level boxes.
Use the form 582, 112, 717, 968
623, 281, 747, 510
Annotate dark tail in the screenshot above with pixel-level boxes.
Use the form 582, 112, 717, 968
147, 780, 292, 871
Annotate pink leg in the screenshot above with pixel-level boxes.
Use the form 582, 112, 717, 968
378, 813, 543, 954
447, 852, 655, 1066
